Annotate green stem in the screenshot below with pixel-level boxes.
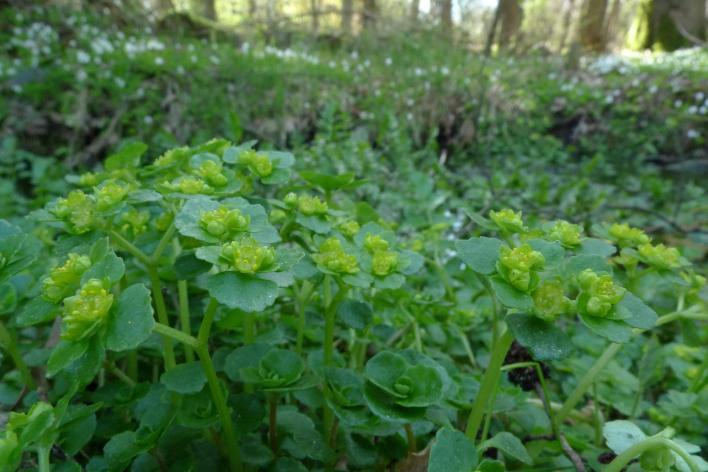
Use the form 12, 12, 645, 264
295, 281, 313, 354
465, 328, 514, 440
556, 342, 622, 424
151, 222, 176, 263
268, 394, 279, 453
322, 275, 335, 437
153, 322, 199, 349
178, 280, 195, 363
0, 320, 35, 390
404, 424, 416, 453
197, 345, 242, 472
105, 361, 136, 387
196, 298, 242, 472
37, 445, 51, 472
604, 437, 700, 472
108, 230, 152, 266
127, 351, 138, 382
148, 266, 176, 370
242, 312, 255, 394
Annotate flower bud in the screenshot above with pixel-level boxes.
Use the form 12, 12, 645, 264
371, 250, 399, 276
61, 279, 113, 342
364, 234, 389, 253
532, 280, 569, 321
547, 220, 581, 247
220, 237, 275, 274
576, 269, 625, 318
638, 243, 681, 270
284, 192, 298, 207
497, 244, 545, 292
95, 180, 130, 211
608, 223, 650, 248
313, 237, 359, 274
200, 207, 250, 238
121, 208, 150, 236
42, 253, 92, 303
195, 160, 228, 187
489, 208, 525, 234
171, 176, 211, 194
239, 150, 274, 178
51, 190, 96, 234
297, 195, 328, 216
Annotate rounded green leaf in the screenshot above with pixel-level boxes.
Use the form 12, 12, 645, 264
506, 313, 573, 361
429, 427, 477, 472
105, 284, 155, 352
207, 272, 279, 313
455, 237, 503, 274
160, 362, 207, 394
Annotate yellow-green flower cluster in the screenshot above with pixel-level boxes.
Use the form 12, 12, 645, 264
200, 207, 250, 238
194, 160, 228, 187
220, 237, 275, 274
338, 220, 360, 238
154, 146, 189, 167
576, 269, 625, 318
78, 172, 100, 187
638, 243, 682, 270
532, 280, 569, 322
547, 220, 582, 247
239, 150, 274, 178
121, 208, 150, 236
608, 223, 650, 248
95, 180, 130, 211
313, 237, 359, 274
51, 190, 96, 234
61, 279, 113, 342
497, 244, 545, 292
42, 253, 92, 303
363, 234, 399, 276
489, 208, 525, 234
297, 195, 328, 216
167, 176, 212, 194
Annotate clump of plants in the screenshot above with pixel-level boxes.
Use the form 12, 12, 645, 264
0, 140, 706, 471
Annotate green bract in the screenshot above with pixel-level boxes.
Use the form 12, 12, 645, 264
42, 253, 92, 303
61, 279, 113, 341
576, 269, 625, 318
313, 237, 359, 274
363, 350, 447, 422
497, 244, 545, 292
489, 208, 525, 234
608, 223, 650, 248
546, 220, 582, 248
219, 237, 276, 274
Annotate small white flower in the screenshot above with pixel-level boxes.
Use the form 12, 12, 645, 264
144, 115, 154, 125
76, 50, 90, 64
674, 100, 682, 108
385, 57, 392, 66
76, 69, 87, 81
154, 56, 164, 66
687, 106, 697, 114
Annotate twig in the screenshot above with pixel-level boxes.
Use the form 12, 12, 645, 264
535, 383, 586, 472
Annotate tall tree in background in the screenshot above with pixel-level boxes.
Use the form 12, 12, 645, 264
628, 0, 706, 51
362, 0, 378, 31
484, 0, 504, 56
578, 0, 608, 51
558, 0, 576, 51
439, 0, 453, 36
498, 0, 523, 50
310, 0, 320, 33
411, 0, 420, 22
342, 0, 354, 34
191, 0, 216, 20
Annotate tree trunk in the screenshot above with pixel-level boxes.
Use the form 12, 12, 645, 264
578, 0, 608, 51
498, 0, 523, 50
191, 0, 216, 20
310, 0, 319, 33
628, 0, 705, 51
558, 0, 576, 51
249, 0, 257, 17
484, 0, 504, 56
342, 0, 353, 34
439, 0, 453, 36
362, 0, 378, 31
603, 0, 621, 47
411, 0, 420, 22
